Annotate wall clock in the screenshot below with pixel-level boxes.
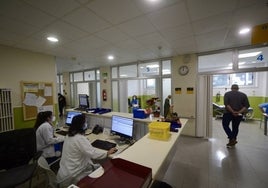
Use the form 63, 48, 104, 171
178, 65, 189, 76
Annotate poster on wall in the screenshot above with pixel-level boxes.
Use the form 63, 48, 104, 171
175, 88, 182, 94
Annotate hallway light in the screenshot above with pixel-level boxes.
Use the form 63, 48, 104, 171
47, 36, 58, 42
239, 28, 250, 34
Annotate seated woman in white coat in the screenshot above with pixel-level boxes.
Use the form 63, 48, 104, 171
34, 111, 65, 164
57, 114, 117, 184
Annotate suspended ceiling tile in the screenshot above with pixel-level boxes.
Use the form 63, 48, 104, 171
86, 0, 143, 24
117, 16, 157, 37
62, 7, 110, 33
147, 2, 190, 30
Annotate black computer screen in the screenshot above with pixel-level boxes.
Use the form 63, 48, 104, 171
78, 94, 89, 109
111, 115, 134, 139
65, 111, 82, 125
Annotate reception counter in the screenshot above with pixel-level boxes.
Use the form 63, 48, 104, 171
66, 109, 162, 140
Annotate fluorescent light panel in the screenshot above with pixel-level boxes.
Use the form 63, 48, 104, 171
47, 36, 58, 42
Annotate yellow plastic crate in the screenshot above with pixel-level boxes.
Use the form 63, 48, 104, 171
148, 122, 171, 141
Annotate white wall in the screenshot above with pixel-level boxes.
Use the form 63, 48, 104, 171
172, 54, 197, 136
0, 45, 57, 107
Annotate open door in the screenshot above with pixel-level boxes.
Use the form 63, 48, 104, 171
196, 75, 213, 138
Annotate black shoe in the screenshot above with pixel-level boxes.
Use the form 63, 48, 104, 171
226, 139, 237, 148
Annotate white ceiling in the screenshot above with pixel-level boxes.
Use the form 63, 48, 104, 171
0, 0, 267, 73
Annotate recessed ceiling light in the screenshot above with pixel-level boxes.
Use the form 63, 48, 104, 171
108, 55, 114, 60
239, 28, 250, 35
47, 36, 59, 42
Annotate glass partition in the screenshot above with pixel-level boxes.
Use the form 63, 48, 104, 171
198, 52, 233, 72
238, 46, 268, 69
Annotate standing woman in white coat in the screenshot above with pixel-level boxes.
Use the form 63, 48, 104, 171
34, 111, 64, 164
57, 114, 117, 185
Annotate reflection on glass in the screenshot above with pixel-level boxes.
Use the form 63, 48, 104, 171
73, 72, 83, 82
213, 73, 254, 87
119, 65, 137, 78
238, 47, 268, 69
198, 52, 233, 72
139, 61, 159, 76
162, 60, 171, 75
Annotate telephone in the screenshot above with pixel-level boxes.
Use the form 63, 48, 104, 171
92, 125, 103, 134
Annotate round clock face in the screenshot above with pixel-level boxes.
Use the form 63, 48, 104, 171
178, 65, 189, 76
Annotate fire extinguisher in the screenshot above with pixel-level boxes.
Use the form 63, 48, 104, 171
102, 89, 107, 101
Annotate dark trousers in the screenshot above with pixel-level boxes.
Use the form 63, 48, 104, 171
222, 113, 243, 140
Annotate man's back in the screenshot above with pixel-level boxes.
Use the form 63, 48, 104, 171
224, 90, 249, 112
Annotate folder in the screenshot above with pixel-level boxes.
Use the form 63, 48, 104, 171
77, 158, 152, 188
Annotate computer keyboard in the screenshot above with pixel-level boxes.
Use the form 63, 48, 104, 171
74, 107, 87, 111
56, 130, 68, 136
91, 139, 116, 151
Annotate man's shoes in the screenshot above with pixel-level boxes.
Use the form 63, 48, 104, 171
226, 139, 237, 148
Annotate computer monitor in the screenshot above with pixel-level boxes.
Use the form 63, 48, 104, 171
111, 115, 134, 140
65, 111, 82, 126
78, 94, 89, 109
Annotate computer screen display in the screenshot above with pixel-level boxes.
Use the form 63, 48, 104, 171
65, 111, 82, 125
111, 115, 134, 139
79, 94, 89, 109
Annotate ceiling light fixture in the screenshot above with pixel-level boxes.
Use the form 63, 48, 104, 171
108, 55, 114, 60
239, 28, 250, 35
47, 36, 59, 42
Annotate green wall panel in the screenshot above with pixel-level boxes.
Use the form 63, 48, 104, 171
13, 104, 59, 130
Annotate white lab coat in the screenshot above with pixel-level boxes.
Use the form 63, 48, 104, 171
36, 122, 64, 158
57, 134, 107, 183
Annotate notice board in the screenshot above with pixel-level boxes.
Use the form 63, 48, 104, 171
21, 81, 54, 120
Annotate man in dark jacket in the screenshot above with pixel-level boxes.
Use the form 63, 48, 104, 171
223, 84, 250, 148
58, 93, 66, 117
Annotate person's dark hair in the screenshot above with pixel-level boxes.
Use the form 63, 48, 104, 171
34, 111, 53, 131
231, 84, 239, 90
68, 114, 86, 137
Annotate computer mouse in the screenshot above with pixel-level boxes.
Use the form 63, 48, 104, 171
55, 128, 61, 131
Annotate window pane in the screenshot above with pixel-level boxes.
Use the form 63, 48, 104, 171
119, 65, 137, 78
139, 61, 159, 76
213, 75, 229, 87
112, 81, 119, 112
73, 72, 83, 82
238, 46, 268, 69
162, 78, 171, 114
162, 60, 171, 75
198, 52, 233, 72
84, 70, 95, 81
57, 75, 60, 83
112, 67, 118, 78
231, 72, 253, 86
97, 82, 100, 107
70, 73, 73, 82
96, 70, 100, 80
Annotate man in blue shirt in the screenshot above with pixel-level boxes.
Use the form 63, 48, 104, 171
222, 84, 250, 148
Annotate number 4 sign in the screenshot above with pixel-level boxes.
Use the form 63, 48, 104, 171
257, 54, 264, 61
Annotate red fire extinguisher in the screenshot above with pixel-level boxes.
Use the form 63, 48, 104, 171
102, 89, 107, 101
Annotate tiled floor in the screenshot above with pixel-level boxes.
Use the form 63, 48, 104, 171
162, 119, 268, 188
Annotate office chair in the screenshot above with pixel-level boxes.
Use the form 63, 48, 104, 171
38, 156, 60, 188
0, 128, 41, 187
